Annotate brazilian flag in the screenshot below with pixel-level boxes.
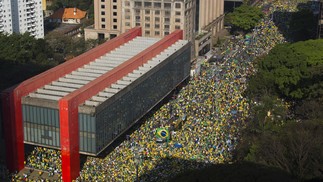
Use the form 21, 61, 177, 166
155, 128, 170, 142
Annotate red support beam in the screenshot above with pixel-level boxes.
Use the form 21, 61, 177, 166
59, 100, 79, 182
59, 30, 183, 182
1, 89, 24, 172
1, 27, 141, 174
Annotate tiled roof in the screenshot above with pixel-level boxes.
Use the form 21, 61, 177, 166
49, 8, 87, 20
63, 8, 87, 19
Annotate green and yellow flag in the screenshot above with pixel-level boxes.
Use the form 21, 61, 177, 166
155, 128, 170, 142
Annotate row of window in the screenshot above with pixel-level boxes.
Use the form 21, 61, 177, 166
101, 24, 118, 29
134, 16, 181, 23
133, 9, 181, 16
101, 11, 117, 16
133, 2, 182, 9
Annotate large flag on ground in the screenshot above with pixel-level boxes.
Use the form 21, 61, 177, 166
155, 128, 170, 142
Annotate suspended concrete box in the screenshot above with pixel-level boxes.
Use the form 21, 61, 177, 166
2, 27, 191, 181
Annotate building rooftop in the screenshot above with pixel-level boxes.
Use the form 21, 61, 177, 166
26, 37, 160, 102
22, 35, 189, 114
63, 8, 87, 20
84, 39, 188, 108
49, 7, 87, 20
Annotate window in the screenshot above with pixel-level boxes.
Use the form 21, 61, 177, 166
175, 18, 181, 23
113, 0, 117, 2
125, 22, 130, 26
101, 0, 105, 2
125, 15, 130, 20
101, 24, 105, 28
155, 17, 160, 22
145, 23, 150, 28
145, 10, 150, 15
155, 24, 160, 29
145, 17, 150, 21
145, 30, 150, 35
164, 3, 171, 9
113, 25, 117, 29
101, 5, 105, 8
165, 11, 171, 16
175, 11, 181, 16
155, 31, 160, 36
113, 12, 117, 16
154, 2, 161, 8
175, 3, 181, 9
155, 10, 160, 15
164, 25, 170, 29
165, 31, 169, 35
113, 5, 117, 9
175, 25, 181, 29
135, 23, 141, 26
101, 11, 105, 15
144, 2, 152, 7
101, 18, 105, 22
113, 19, 117, 22
135, 2, 142, 7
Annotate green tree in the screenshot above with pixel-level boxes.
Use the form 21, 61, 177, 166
247, 39, 323, 100
247, 120, 323, 181
225, 5, 264, 33
0, 33, 58, 91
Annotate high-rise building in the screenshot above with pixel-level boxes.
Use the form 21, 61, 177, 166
122, 0, 196, 43
85, 0, 123, 40
0, 0, 44, 38
0, 0, 13, 34
85, 0, 224, 57
85, 0, 195, 41
195, 0, 224, 56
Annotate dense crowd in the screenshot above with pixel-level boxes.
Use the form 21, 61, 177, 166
76, 16, 285, 181
10, 0, 303, 181
25, 147, 62, 176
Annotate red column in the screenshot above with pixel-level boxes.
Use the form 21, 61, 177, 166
59, 99, 80, 182
1, 89, 24, 172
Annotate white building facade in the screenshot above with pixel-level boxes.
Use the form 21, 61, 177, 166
0, 0, 44, 38
0, 0, 13, 34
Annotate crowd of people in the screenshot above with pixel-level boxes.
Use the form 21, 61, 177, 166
76, 16, 285, 181
10, 0, 304, 181
25, 147, 62, 177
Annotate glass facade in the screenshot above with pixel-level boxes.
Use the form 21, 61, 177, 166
23, 105, 60, 148
23, 106, 97, 153
94, 46, 191, 154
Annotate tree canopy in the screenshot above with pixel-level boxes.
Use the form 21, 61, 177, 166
0, 33, 58, 91
239, 37, 323, 182
0, 33, 54, 65
242, 120, 323, 181
247, 39, 323, 100
225, 5, 264, 33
